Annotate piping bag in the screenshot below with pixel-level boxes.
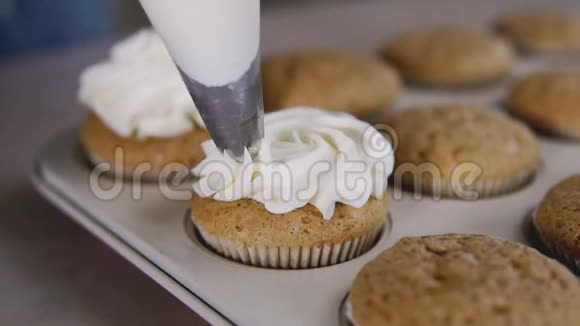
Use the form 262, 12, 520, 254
139, 0, 264, 160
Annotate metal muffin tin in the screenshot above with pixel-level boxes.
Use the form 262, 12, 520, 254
32, 1, 580, 325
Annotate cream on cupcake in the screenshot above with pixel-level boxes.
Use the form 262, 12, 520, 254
79, 29, 210, 180
191, 107, 394, 268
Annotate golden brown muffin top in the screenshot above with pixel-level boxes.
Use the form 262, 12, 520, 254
508, 71, 580, 139
386, 105, 540, 180
262, 50, 400, 117
381, 26, 513, 86
497, 11, 580, 51
351, 234, 580, 326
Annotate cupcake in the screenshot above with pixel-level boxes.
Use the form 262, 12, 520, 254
535, 175, 580, 272
346, 234, 580, 326
497, 10, 580, 52
386, 105, 541, 198
190, 107, 395, 269
261, 50, 401, 117
507, 71, 580, 140
79, 29, 210, 181
381, 26, 514, 86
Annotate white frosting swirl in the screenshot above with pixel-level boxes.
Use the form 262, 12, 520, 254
78, 29, 204, 139
192, 107, 394, 219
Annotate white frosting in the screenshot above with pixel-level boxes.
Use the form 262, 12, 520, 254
192, 108, 394, 219
139, 0, 260, 87
78, 29, 205, 139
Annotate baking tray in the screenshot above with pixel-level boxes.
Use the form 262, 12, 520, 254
32, 1, 580, 325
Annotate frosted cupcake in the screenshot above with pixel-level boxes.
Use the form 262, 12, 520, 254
190, 107, 394, 269
79, 30, 210, 181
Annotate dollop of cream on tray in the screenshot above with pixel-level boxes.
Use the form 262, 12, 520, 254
193, 107, 395, 219
78, 29, 204, 139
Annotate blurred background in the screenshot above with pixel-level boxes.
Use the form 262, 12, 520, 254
0, 0, 147, 60
0, 0, 332, 61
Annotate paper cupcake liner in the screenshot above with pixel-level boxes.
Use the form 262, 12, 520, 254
194, 223, 385, 269
532, 211, 580, 274
401, 167, 537, 199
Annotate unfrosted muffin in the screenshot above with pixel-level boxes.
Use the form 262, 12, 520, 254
381, 26, 514, 86
386, 105, 541, 198
262, 50, 401, 117
508, 71, 580, 140
535, 175, 580, 272
190, 108, 395, 269
347, 234, 580, 326
78, 29, 210, 180
497, 11, 580, 52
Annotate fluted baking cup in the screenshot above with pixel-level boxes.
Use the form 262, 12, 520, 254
187, 213, 390, 269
